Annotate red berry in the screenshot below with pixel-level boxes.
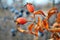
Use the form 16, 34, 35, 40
16, 17, 27, 25
26, 3, 34, 13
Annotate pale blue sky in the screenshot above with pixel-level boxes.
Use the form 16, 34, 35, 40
7, 0, 59, 6
34, 0, 49, 4
7, 0, 13, 6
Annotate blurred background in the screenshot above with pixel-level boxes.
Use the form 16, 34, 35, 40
0, 0, 60, 40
